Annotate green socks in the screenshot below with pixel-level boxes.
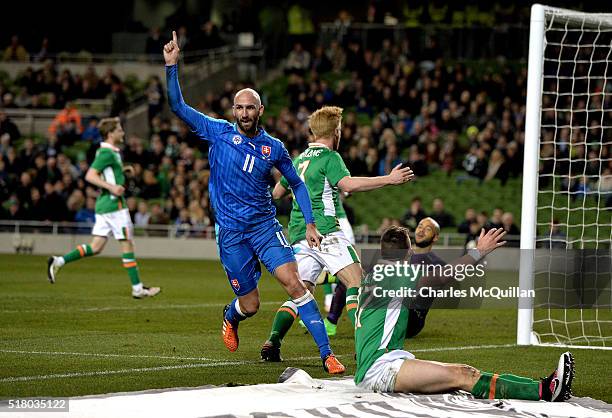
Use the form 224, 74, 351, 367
345, 287, 359, 328
122, 252, 141, 286
268, 300, 298, 346
62, 244, 93, 264
471, 371, 541, 400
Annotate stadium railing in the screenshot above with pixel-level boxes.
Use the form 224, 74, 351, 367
4, 99, 112, 137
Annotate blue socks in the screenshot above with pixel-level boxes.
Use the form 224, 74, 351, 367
225, 298, 248, 325
293, 291, 332, 359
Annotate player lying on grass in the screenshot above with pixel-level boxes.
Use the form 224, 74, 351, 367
163, 32, 344, 374
324, 216, 446, 338
355, 225, 574, 401
261, 106, 414, 361
47, 117, 161, 299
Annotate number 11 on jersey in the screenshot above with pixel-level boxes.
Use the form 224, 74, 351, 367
243, 154, 255, 173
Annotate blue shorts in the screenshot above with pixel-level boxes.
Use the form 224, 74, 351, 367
216, 220, 295, 296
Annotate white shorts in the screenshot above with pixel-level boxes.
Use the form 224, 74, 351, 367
338, 217, 355, 245
294, 231, 360, 285
358, 350, 415, 392
92, 209, 134, 240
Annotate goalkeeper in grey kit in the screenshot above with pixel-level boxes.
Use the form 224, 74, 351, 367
355, 225, 574, 401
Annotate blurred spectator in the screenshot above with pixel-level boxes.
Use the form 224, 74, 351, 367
401, 196, 426, 230
476, 211, 489, 230
75, 196, 95, 223
345, 145, 367, 176
48, 102, 82, 146
3, 35, 29, 62
147, 202, 169, 236
175, 207, 192, 237
42, 181, 68, 221
457, 208, 476, 234
598, 167, 612, 208
501, 212, 519, 235
14, 88, 31, 108
327, 40, 346, 72
176, 26, 190, 50
194, 21, 225, 51
487, 208, 504, 229
571, 176, 591, 200
464, 221, 483, 249
6, 197, 26, 219
485, 149, 509, 185
0, 112, 21, 142
145, 76, 165, 125
430, 198, 454, 229
461, 146, 488, 182
543, 218, 567, 249
145, 27, 166, 56
109, 82, 128, 117
311, 45, 332, 73
502, 211, 520, 247
24, 187, 46, 221
82, 117, 102, 143
377, 143, 401, 176
34, 37, 51, 62
141, 169, 161, 199
285, 43, 311, 75
134, 201, 151, 227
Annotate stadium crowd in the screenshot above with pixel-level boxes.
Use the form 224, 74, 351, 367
0, 59, 144, 118
1, 28, 609, 241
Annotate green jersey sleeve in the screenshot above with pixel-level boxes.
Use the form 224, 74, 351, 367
91, 149, 114, 172
279, 176, 289, 189
326, 152, 351, 187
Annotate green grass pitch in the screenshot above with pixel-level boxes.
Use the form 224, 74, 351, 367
0, 255, 609, 402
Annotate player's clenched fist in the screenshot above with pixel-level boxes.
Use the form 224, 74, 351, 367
163, 30, 180, 66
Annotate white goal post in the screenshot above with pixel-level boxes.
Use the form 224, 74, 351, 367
518, 4, 612, 348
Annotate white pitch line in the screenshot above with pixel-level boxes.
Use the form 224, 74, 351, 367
0, 300, 284, 314
0, 343, 522, 384
0, 361, 251, 383
0, 349, 217, 362
3, 342, 591, 383
409, 343, 517, 353
0, 344, 518, 364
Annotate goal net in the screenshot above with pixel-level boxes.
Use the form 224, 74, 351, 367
518, 4, 612, 348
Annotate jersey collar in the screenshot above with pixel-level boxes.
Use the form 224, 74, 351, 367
308, 142, 329, 149
234, 123, 266, 140
100, 142, 120, 152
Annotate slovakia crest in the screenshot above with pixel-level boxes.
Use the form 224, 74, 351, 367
231, 279, 240, 290
232, 135, 242, 145
261, 145, 271, 157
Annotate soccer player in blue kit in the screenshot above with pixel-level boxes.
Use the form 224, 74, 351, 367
163, 32, 345, 373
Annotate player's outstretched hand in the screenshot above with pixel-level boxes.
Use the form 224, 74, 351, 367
305, 223, 323, 249
163, 31, 180, 66
387, 163, 415, 185
476, 227, 507, 256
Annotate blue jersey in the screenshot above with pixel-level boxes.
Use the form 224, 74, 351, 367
166, 64, 314, 231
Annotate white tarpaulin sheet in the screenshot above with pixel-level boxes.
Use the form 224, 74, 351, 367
1, 368, 610, 418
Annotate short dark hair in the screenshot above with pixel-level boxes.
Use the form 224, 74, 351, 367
99, 117, 121, 139
380, 226, 411, 260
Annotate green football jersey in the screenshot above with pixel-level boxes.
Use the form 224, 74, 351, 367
280, 143, 350, 244
90, 142, 127, 214
354, 260, 420, 384
334, 191, 347, 219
